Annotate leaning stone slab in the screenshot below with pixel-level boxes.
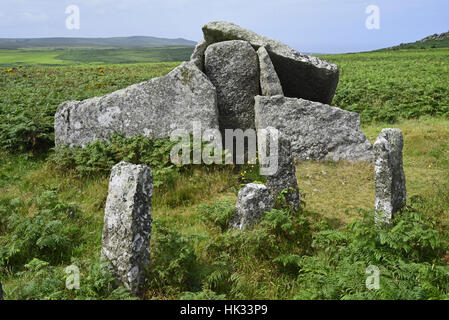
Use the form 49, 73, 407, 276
205, 40, 260, 131
257, 47, 284, 96
230, 183, 274, 230
260, 128, 301, 212
255, 95, 374, 162
55, 62, 219, 147
190, 40, 208, 72
374, 129, 406, 224
202, 21, 339, 104
101, 162, 153, 295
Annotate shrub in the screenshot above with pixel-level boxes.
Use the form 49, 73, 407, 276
7, 257, 133, 300
147, 221, 204, 294
50, 134, 180, 187
198, 200, 235, 232
0, 190, 80, 268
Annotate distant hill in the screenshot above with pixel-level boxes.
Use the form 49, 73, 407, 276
0, 36, 196, 49
383, 30, 449, 50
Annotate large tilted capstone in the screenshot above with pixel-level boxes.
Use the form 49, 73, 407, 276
101, 161, 153, 295
55, 61, 219, 147
202, 21, 339, 104
257, 47, 284, 96
230, 183, 274, 230
255, 95, 374, 162
204, 40, 260, 131
260, 128, 301, 212
374, 129, 407, 224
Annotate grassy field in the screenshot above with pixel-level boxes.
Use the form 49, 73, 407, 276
0, 46, 194, 66
0, 49, 449, 300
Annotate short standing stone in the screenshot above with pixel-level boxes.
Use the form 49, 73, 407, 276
55, 62, 219, 147
190, 40, 208, 72
202, 21, 339, 104
205, 40, 260, 131
230, 183, 274, 230
261, 128, 301, 212
374, 129, 407, 224
257, 47, 284, 96
254, 95, 374, 162
101, 161, 153, 295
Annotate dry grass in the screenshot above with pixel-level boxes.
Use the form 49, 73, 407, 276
291, 118, 449, 226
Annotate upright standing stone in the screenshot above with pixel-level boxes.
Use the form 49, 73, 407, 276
374, 129, 407, 224
205, 40, 260, 131
0, 281, 3, 300
101, 162, 153, 295
257, 47, 284, 96
190, 40, 208, 72
202, 21, 339, 104
261, 128, 301, 212
230, 183, 274, 230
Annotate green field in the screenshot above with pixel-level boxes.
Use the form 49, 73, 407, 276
0, 48, 449, 300
0, 46, 194, 66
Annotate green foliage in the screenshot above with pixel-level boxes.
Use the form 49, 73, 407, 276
0, 190, 79, 268
147, 221, 205, 295
50, 134, 180, 188
321, 49, 449, 123
198, 200, 235, 232
0, 47, 193, 66
7, 257, 133, 300
383, 37, 449, 50
180, 289, 226, 300
238, 160, 266, 186
293, 197, 449, 300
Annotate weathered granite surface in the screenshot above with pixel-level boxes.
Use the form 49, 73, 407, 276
202, 21, 339, 104
230, 183, 274, 230
190, 40, 208, 72
374, 128, 407, 224
255, 95, 374, 162
55, 62, 219, 147
101, 162, 153, 295
262, 128, 301, 212
257, 47, 284, 96
204, 40, 260, 131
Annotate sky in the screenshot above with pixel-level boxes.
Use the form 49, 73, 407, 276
0, 0, 447, 53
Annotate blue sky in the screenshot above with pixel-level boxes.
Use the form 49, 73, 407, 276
0, 0, 447, 53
